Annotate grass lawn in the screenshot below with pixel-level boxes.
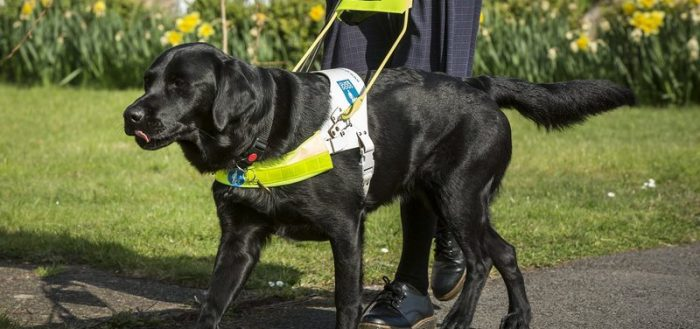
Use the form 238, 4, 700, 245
0, 84, 698, 295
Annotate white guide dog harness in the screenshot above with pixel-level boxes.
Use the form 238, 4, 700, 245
317, 68, 375, 195
214, 68, 375, 195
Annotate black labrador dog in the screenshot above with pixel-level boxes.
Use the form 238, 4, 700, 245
123, 43, 634, 329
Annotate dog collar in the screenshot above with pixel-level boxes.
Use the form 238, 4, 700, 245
236, 137, 267, 169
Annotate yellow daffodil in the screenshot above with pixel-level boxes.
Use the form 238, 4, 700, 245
92, 1, 106, 17
479, 13, 484, 25
197, 22, 215, 39
576, 35, 590, 52
622, 1, 637, 15
629, 10, 665, 35
19, 1, 34, 20
40, 0, 53, 7
164, 30, 183, 46
308, 4, 324, 22
253, 12, 267, 26
176, 12, 201, 33
638, 0, 657, 8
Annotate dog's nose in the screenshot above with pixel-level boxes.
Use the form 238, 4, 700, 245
124, 107, 145, 124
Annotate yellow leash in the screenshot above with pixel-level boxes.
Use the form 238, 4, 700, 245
340, 10, 409, 120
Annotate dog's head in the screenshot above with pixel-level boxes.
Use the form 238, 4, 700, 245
123, 43, 259, 152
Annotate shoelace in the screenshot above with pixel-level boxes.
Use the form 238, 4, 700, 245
362, 276, 405, 316
434, 227, 457, 259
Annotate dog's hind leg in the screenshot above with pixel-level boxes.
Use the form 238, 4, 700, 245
431, 175, 495, 329
485, 226, 532, 329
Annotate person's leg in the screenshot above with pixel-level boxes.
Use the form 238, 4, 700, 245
322, 0, 482, 77
322, 0, 484, 318
389, 0, 484, 302
360, 191, 436, 329
430, 0, 483, 300
391, 0, 482, 78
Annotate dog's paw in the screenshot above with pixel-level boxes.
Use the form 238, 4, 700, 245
499, 311, 530, 329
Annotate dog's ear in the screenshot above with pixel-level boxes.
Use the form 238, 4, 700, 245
212, 59, 257, 131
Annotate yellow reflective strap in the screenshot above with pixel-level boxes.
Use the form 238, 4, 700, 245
214, 132, 334, 188
240, 152, 333, 187
337, 0, 412, 14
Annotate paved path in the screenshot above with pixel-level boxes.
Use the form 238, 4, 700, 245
1, 243, 698, 328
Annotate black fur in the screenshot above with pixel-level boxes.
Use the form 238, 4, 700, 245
123, 43, 634, 329
465, 76, 635, 130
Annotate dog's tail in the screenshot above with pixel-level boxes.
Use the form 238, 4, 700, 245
465, 76, 636, 130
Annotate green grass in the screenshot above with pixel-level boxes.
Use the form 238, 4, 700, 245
0, 85, 698, 294
33, 264, 66, 278
0, 313, 20, 329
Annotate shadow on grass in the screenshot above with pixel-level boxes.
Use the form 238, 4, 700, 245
0, 228, 335, 328
0, 228, 307, 290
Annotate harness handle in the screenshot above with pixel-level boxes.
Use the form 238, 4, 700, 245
293, 0, 412, 121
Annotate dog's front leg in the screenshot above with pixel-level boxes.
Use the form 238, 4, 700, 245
196, 206, 271, 329
328, 219, 365, 329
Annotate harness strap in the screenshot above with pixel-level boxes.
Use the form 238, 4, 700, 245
215, 132, 333, 188
317, 68, 374, 195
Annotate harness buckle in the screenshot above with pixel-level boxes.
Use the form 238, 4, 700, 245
357, 130, 375, 194
329, 119, 351, 138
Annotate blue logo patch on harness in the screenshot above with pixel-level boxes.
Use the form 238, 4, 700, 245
337, 79, 359, 104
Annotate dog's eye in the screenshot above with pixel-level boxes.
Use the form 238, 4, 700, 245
169, 78, 189, 91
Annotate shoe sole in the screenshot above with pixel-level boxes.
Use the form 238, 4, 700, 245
434, 270, 466, 301
358, 315, 437, 329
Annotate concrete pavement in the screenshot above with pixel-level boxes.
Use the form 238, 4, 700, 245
1, 243, 698, 328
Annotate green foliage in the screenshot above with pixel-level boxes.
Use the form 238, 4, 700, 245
475, 1, 699, 105
0, 1, 168, 88
191, 0, 326, 68
0, 0, 698, 104
0, 85, 698, 291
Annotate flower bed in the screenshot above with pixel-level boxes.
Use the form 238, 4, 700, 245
0, 0, 697, 105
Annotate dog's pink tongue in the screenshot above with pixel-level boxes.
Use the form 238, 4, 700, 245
135, 130, 150, 143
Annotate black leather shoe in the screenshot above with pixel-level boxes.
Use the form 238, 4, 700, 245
431, 228, 466, 301
360, 277, 436, 329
